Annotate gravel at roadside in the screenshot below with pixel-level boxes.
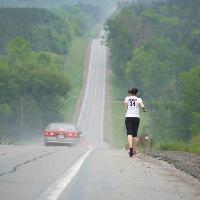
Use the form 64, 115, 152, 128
146, 150, 200, 180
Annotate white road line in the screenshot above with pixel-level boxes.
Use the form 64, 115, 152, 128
38, 39, 106, 199
77, 41, 94, 127
38, 41, 96, 200
101, 42, 106, 148
38, 149, 92, 200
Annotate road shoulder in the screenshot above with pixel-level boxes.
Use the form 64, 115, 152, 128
60, 149, 200, 200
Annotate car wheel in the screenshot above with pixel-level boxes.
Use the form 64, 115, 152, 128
44, 141, 49, 146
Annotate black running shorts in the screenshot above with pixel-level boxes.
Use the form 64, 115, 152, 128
125, 117, 140, 137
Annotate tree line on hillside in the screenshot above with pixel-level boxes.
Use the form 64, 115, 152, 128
0, 37, 69, 141
0, 4, 102, 54
0, 0, 120, 17
0, 7, 73, 54
0, 3, 102, 142
0, 0, 73, 8
61, 3, 102, 36
105, 0, 200, 141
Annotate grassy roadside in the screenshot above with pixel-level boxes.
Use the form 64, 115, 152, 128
109, 77, 200, 153
153, 135, 200, 153
109, 77, 150, 148
110, 101, 150, 149
110, 87, 200, 153
63, 37, 88, 121
111, 100, 126, 148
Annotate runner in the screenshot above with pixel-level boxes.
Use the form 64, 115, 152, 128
124, 88, 147, 157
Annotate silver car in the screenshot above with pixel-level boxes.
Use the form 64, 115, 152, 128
43, 123, 81, 146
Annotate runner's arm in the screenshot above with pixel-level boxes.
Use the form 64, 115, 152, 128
140, 101, 147, 112
124, 102, 128, 112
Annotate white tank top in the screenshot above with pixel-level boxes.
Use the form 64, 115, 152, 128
124, 96, 142, 118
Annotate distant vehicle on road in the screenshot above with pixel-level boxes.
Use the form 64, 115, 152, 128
43, 123, 81, 146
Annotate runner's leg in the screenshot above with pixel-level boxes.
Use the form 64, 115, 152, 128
128, 135, 133, 157
132, 118, 140, 154
128, 135, 133, 148
132, 137, 139, 154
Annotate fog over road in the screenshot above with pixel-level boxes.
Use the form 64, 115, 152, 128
0, 39, 200, 200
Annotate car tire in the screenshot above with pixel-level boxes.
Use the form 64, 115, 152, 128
66, 143, 73, 147
44, 141, 49, 146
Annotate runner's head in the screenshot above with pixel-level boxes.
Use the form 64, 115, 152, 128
128, 88, 138, 95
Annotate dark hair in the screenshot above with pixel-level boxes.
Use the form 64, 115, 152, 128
128, 88, 138, 95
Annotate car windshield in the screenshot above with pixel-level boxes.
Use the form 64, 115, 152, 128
46, 123, 77, 131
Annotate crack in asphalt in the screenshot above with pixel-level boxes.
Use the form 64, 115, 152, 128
0, 151, 56, 177
1, 153, 7, 156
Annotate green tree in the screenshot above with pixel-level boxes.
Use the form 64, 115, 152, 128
0, 37, 70, 140
106, 0, 200, 141
179, 65, 200, 136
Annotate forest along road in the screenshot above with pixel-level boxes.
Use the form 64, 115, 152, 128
0, 39, 200, 200
0, 38, 106, 200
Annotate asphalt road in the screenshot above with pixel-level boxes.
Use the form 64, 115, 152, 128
0, 39, 200, 200
77, 39, 106, 148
